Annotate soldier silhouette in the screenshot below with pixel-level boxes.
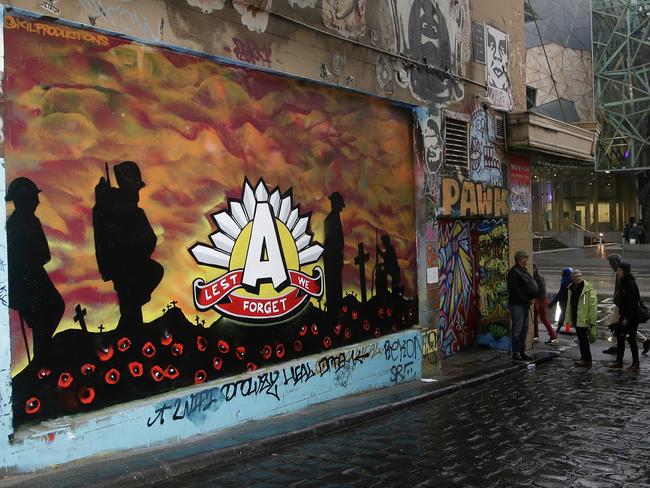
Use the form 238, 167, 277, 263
93, 161, 163, 330
377, 234, 400, 295
6, 177, 64, 359
323, 192, 345, 314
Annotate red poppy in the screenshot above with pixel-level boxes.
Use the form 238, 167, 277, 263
362, 320, 371, 332
373, 328, 381, 338
344, 328, 352, 339
117, 337, 131, 352
323, 336, 332, 349
128, 361, 144, 377
142, 341, 157, 358
165, 365, 179, 380
171, 343, 184, 357
160, 331, 173, 346
194, 369, 207, 384
212, 356, 223, 371
261, 344, 273, 360
105, 368, 120, 385
378, 308, 385, 319
80, 363, 96, 376
246, 362, 258, 372
37, 368, 51, 380
57, 372, 73, 389
217, 339, 230, 354
150, 365, 165, 382
235, 346, 246, 360
333, 323, 342, 336
97, 344, 114, 362
310, 323, 319, 335
197, 336, 207, 352
351, 310, 359, 321
78, 387, 96, 405
387, 307, 394, 318
392, 323, 399, 332
25, 397, 40, 415
293, 339, 303, 352
342, 305, 349, 313
275, 343, 286, 359
298, 324, 308, 337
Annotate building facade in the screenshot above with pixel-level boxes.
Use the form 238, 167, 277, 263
524, 0, 635, 241
0, 0, 529, 473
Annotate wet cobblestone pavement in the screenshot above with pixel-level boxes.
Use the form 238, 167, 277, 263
157, 359, 650, 488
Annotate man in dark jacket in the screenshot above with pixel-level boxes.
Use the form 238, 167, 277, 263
507, 250, 539, 361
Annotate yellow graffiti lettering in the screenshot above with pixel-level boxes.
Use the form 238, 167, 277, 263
441, 178, 460, 216
459, 181, 478, 217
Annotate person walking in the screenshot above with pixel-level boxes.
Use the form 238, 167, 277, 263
565, 269, 597, 367
507, 250, 538, 361
603, 254, 650, 355
548, 267, 573, 334
608, 262, 642, 371
532, 264, 559, 344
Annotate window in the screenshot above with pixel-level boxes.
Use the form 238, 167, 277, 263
444, 117, 469, 168
526, 85, 537, 109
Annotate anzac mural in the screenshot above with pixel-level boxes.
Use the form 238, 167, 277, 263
4, 13, 418, 426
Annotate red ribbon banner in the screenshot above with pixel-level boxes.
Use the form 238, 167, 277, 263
193, 267, 323, 320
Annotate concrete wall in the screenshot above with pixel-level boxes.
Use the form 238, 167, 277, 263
0, 0, 527, 473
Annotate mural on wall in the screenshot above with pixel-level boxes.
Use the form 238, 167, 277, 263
437, 220, 478, 356
322, 0, 366, 39
469, 104, 503, 186
476, 219, 509, 350
4, 13, 418, 426
509, 155, 532, 213
485, 25, 512, 111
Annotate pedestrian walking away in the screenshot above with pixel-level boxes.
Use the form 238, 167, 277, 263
565, 269, 597, 368
532, 264, 559, 344
548, 267, 573, 334
609, 262, 642, 371
507, 250, 538, 361
603, 254, 650, 356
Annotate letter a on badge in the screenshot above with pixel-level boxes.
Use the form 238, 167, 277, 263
242, 202, 289, 290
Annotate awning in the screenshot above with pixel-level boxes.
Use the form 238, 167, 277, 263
506, 112, 600, 163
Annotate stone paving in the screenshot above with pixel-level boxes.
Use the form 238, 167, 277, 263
156, 358, 650, 488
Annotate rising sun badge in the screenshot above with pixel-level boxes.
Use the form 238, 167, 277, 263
190, 179, 324, 323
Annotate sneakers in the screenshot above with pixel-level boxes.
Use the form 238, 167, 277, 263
546, 337, 560, 345
643, 340, 650, 355
626, 363, 640, 371
607, 362, 623, 369
533, 337, 540, 343
520, 353, 533, 361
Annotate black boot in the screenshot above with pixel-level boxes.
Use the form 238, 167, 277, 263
643, 340, 650, 355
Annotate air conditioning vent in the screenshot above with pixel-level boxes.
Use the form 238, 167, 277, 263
444, 117, 468, 168
495, 113, 506, 140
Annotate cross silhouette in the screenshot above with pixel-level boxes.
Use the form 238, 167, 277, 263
354, 242, 370, 303
195, 315, 201, 326
74, 304, 88, 333
171, 300, 178, 308
98, 324, 105, 334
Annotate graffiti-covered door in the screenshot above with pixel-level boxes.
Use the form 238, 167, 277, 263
438, 220, 479, 356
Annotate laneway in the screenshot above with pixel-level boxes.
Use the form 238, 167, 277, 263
156, 360, 650, 488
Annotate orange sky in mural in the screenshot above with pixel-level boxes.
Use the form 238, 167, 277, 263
4, 16, 415, 370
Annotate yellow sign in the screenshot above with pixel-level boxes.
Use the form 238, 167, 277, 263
441, 177, 509, 217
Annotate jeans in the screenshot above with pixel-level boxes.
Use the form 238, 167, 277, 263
575, 326, 592, 362
510, 303, 530, 355
616, 320, 640, 364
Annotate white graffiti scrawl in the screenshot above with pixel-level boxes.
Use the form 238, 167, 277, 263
469, 104, 503, 186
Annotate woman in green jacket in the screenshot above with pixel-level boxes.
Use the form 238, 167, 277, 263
565, 269, 597, 367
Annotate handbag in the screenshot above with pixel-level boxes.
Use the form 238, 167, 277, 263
588, 323, 598, 344
638, 301, 650, 323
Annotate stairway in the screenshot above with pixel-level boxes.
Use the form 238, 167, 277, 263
532, 236, 569, 252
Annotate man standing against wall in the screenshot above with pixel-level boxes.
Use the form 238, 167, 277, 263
507, 250, 538, 361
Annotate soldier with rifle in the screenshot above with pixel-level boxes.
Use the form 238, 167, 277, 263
93, 161, 163, 330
